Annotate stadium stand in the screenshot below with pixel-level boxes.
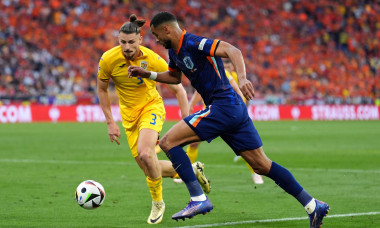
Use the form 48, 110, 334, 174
0, 0, 379, 105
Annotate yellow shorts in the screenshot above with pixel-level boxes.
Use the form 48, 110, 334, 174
122, 100, 165, 158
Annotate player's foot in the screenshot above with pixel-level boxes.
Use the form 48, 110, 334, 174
173, 178, 184, 184
308, 199, 329, 228
233, 155, 242, 162
147, 201, 165, 224
192, 161, 211, 194
252, 173, 264, 184
172, 197, 213, 221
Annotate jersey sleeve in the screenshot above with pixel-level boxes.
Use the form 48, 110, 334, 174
168, 51, 180, 72
193, 36, 220, 57
97, 56, 112, 80
154, 55, 169, 73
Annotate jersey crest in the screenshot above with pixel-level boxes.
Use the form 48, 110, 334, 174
183, 56, 194, 69
140, 61, 148, 70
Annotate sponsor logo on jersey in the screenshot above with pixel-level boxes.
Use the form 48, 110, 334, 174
198, 38, 207, 50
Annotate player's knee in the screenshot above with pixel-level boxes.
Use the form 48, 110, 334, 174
252, 160, 271, 175
189, 142, 200, 148
138, 148, 154, 164
158, 135, 170, 152
244, 155, 271, 175
253, 167, 266, 175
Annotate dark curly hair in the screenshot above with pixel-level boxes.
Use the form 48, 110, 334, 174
150, 11, 177, 28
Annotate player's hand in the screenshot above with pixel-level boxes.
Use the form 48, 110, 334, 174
107, 122, 120, 145
128, 66, 150, 78
239, 79, 255, 100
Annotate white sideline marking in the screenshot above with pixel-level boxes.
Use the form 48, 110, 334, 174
0, 158, 379, 174
0, 158, 135, 166
292, 167, 380, 174
176, 211, 380, 228
209, 164, 380, 174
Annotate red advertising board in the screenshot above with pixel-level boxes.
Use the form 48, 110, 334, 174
0, 104, 379, 123
248, 105, 380, 121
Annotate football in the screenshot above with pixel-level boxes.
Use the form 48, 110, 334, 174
75, 180, 105, 209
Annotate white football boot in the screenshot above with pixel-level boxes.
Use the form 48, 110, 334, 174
252, 173, 264, 184
147, 200, 165, 224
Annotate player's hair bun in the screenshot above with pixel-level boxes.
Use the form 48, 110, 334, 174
130, 14, 146, 27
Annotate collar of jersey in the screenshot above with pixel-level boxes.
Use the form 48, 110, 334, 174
176, 30, 187, 55
134, 48, 147, 60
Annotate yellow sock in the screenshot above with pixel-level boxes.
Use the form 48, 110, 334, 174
155, 145, 161, 154
146, 176, 163, 202
186, 146, 198, 164
244, 160, 255, 174
172, 173, 180, 179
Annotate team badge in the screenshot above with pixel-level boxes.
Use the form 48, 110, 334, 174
183, 56, 194, 69
140, 61, 148, 70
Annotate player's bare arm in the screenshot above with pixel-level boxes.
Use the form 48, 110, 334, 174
188, 90, 202, 113
214, 41, 255, 100
128, 65, 182, 84
97, 77, 121, 145
229, 79, 245, 101
167, 84, 189, 118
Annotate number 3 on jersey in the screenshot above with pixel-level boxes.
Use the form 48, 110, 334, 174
150, 113, 157, 125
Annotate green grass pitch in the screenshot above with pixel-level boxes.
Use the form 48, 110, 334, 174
0, 121, 379, 227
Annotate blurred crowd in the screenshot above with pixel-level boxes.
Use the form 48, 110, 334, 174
0, 0, 379, 105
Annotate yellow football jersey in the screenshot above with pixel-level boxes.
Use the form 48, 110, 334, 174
98, 45, 168, 121
225, 69, 247, 104
225, 70, 239, 84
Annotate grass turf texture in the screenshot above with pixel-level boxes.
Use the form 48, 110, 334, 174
0, 121, 379, 227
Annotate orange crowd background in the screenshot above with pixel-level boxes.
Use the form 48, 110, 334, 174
0, 0, 379, 105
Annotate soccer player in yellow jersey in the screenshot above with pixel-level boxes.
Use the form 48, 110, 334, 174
96, 15, 210, 224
